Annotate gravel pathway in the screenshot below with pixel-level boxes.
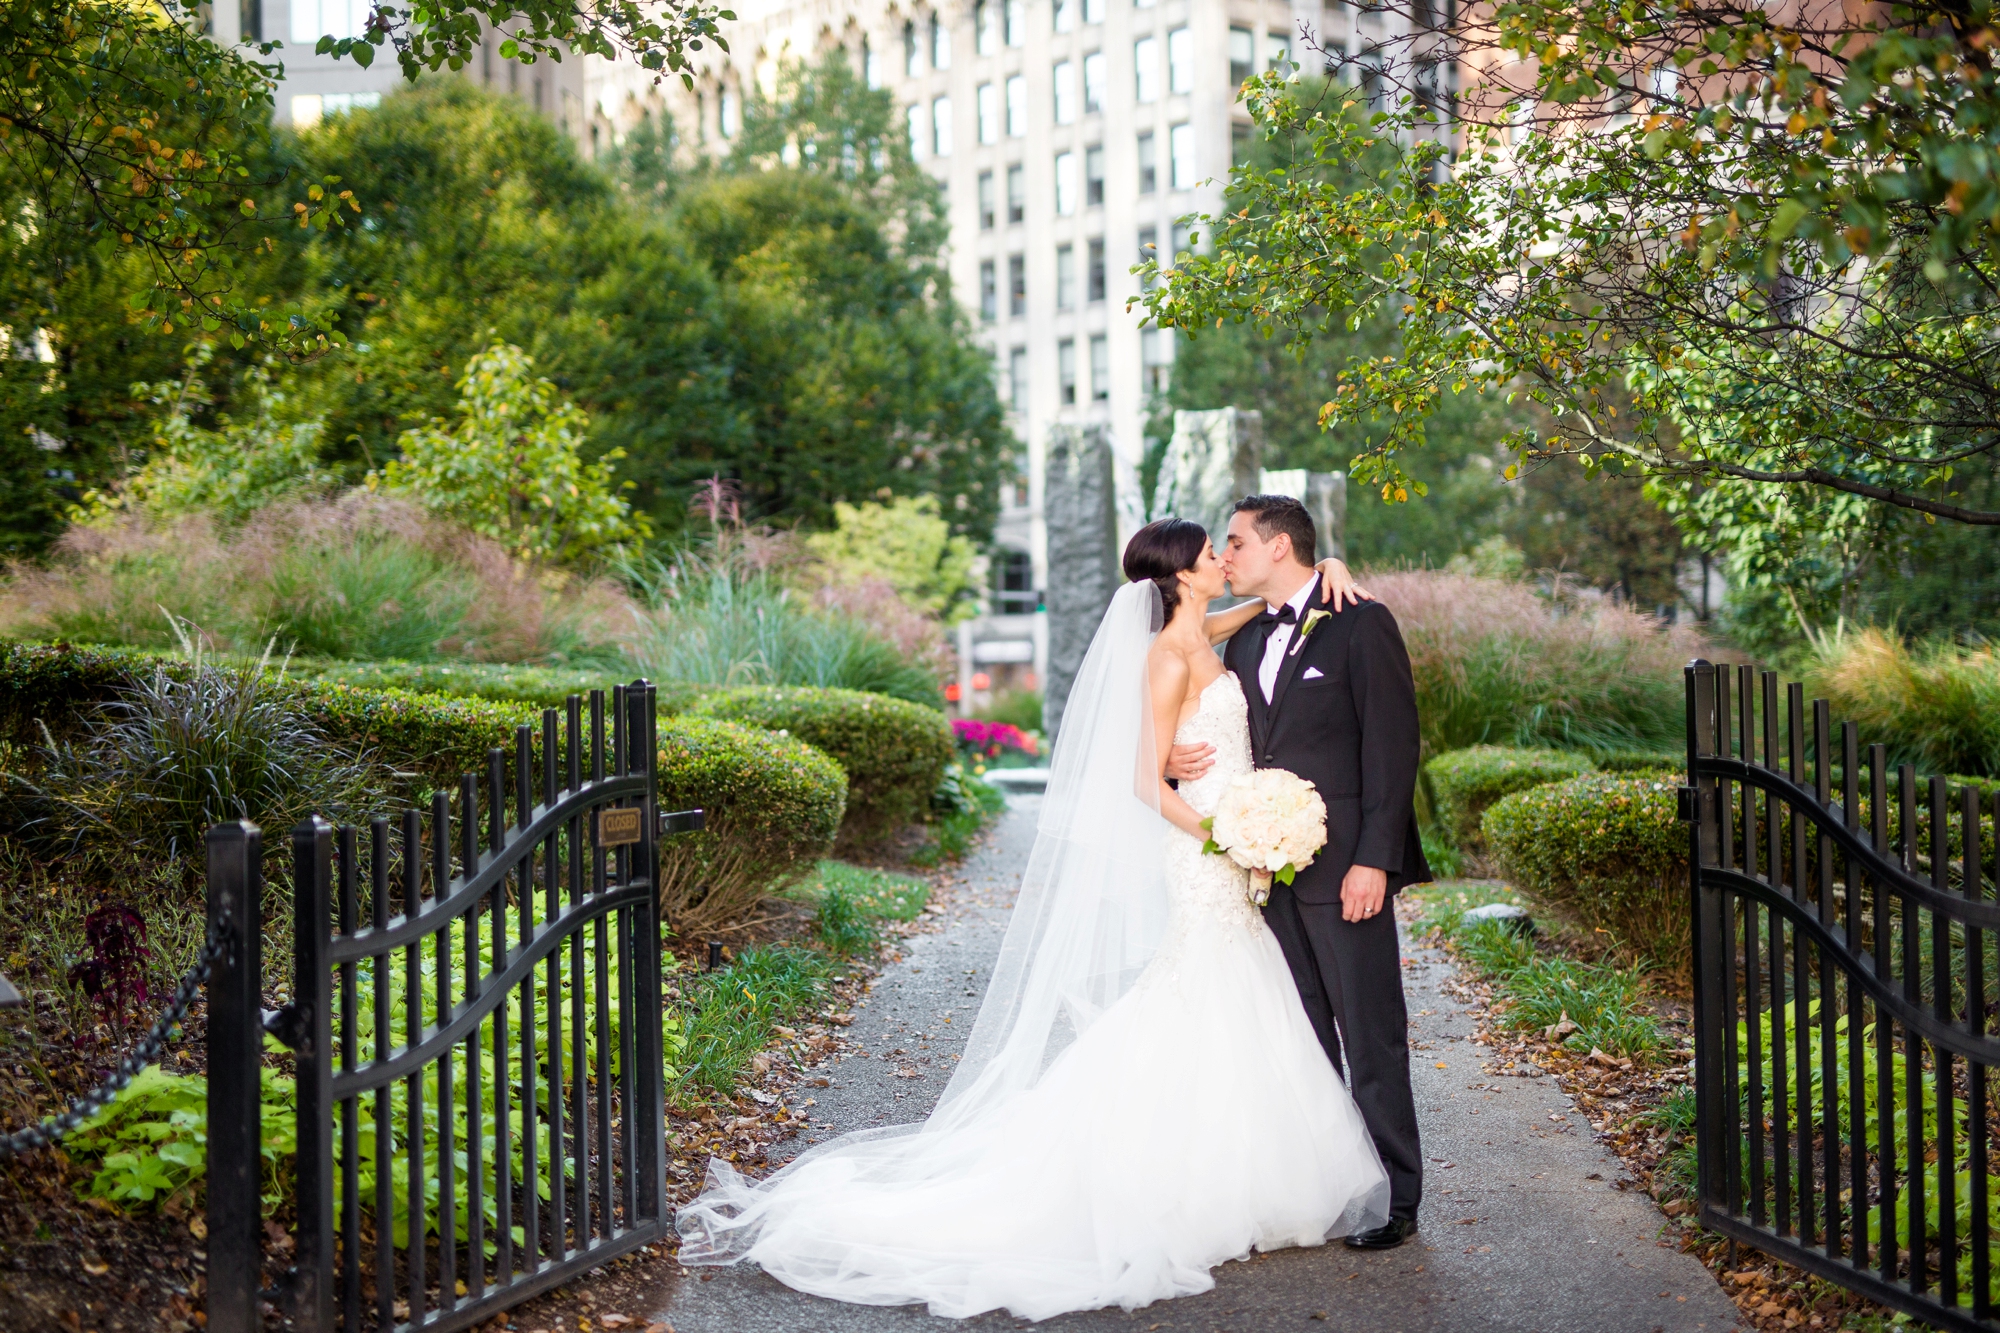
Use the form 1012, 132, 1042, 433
657, 797, 1743, 1333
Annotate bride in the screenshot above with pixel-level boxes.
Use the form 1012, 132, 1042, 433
676, 518, 1391, 1321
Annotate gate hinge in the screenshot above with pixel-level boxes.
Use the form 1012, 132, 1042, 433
1678, 785, 1699, 824
262, 1003, 311, 1054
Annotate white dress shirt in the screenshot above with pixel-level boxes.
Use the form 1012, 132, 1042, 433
1257, 573, 1322, 704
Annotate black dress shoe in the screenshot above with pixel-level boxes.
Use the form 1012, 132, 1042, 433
1344, 1217, 1418, 1250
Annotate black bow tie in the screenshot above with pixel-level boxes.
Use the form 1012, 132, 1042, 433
1259, 604, 1299, 626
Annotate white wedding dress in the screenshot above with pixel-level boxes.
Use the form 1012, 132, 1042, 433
677, 591, 1389, 1322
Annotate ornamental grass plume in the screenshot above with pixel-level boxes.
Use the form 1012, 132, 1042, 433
1365, 568, 1703, 760
1806, 627, 2000, 779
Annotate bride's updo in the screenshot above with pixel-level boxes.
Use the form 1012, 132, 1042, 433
1122, 518, 1209, 620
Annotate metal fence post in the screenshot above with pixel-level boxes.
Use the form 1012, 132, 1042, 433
1686, 661, 1726, 1212
630, 681, 666, 1221
205, 821, 263, 1333
293, 817, 335, 1330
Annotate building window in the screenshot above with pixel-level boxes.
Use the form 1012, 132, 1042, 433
1054, 0, 1075, 32
905, 20, 921, 77
720, 89, 738, 137
1169, 121, 1194, 188
1009, 346, 1029, 411
1085, 144, 1105, 205
978, 170, 996, 228
1138, 226, 1158, 288
1053, 60, 1076, 125
980, 259, 998, 320
1056, 244, 1076, 309
1055, 150, 1078, 214
932, 12, 950, 68
1059, 338, 1077, 405
977, 0, 1000, 54
1007, 163, 1026, 222
1090, 334, 1110, 402
1229, 26, 1255, 87
292, 0, 366, 41
1088, 237, 1106, 300
933, 96, 952, 155
1268, 32, 1292, 76
908, 103, 926, 159
244, 0, 264, 41
1142, 326, 1171, 392
1134, 36, 1159, 103
1232, 120, 1251, 165
1009, 253, 1027, 316
1137, 131, 1156, 193
978, 83, 999, 143
1172, 219, 1196, 260
864, 36, 882, 87
1005, 0, 1024, 46
1169, 26, 1192, 94
1006, 75, 1027, 136
992, 548, 1037, 612
1083, 0, 1103, 22
1083, 51, 1106, 113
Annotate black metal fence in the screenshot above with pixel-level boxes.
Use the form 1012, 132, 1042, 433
1688, 660, 2000, 1331
203, 682, 697, 1333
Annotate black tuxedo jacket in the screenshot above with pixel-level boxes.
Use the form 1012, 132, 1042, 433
1223, 587, 1432, 904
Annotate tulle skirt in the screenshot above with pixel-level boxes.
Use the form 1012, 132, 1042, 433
676, 908, 1390, 1321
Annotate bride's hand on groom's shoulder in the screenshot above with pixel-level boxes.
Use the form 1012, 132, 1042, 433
1315, 559, 1375, 612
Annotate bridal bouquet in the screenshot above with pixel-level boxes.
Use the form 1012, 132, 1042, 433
1200, 769, 1328, 907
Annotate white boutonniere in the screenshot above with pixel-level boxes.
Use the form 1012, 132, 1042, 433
1288, 608, 1332, 656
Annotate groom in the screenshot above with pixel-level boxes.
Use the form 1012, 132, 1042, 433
1168, 494, 1431, 1249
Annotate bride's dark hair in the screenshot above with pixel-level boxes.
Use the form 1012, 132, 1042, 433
1122, 518, 1210, 620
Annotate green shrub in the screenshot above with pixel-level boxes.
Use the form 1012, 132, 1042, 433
281, 659, 709, 715
1, 643, 845, 931
1424, 746, 1597, 855
1596, 749, 1683, 773
1482, 772, 1689, 973
691, 686, 952, 848
655, 716, 846, 931
1808, 628, 2000, 778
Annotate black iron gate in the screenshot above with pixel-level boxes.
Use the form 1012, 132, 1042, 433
203, 682, 699, 1333
1688, 659, 2000, 1330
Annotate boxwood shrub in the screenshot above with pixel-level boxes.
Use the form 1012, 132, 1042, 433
1424, 746, 1598, 856
0, 643, 845, 927
1481, 773, 1688, 972
690, 686, 953, 848
655, 716, 845, 929
281, 659, 710, 716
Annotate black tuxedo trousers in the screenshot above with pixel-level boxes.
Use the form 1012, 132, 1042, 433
1225, 593, 1430, 1220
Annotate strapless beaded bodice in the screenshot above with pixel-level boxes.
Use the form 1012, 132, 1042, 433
1157, 671, 1262, 941
1172, 671, 1256, 816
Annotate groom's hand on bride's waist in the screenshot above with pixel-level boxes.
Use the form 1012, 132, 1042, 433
1165, 742, 1216, 782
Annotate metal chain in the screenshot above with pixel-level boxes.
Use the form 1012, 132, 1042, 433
0, 922, 229, 1160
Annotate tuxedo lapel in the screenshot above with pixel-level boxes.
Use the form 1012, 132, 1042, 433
1236, 617, 1275, 758
1264, 586, 1329, 726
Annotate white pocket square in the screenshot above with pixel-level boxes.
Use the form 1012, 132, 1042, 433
1301, 666, 1325, 680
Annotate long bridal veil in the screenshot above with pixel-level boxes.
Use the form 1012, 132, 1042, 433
677, 578, 1172, 1259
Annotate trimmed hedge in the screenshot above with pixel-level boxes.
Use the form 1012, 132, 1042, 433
655, 716, 846, 929
0, 643, 846, 926
1482, 772, 1688, 972
1424, 746, 1597, 855
282, 658, 710, 716
691, 686, 953, 848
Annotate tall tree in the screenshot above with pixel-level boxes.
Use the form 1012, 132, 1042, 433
1149, 4, 2000, 527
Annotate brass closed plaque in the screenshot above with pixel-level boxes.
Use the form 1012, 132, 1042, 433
597, 807, 643, 847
